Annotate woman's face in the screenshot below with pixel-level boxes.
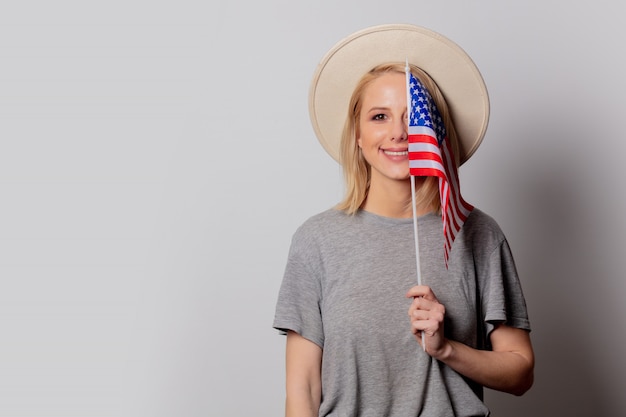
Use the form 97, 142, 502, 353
357, 72, 410, 184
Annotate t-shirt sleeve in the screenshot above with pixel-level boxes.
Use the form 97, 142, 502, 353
272, 228, 325, 349
481, 237, 531, 340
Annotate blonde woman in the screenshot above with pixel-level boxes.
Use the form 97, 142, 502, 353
273, 24, 534, 417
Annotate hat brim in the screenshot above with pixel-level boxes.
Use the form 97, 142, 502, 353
309, 24, 489, 165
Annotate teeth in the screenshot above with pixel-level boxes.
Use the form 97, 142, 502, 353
384, 150, 408, 156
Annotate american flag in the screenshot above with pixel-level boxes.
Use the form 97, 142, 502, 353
406, 71, 473, 266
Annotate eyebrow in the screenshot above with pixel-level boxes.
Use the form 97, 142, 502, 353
364, 106, 391, 113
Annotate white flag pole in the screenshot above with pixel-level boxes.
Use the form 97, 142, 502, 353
410, 177, 422, 288
406, 59, 426, 351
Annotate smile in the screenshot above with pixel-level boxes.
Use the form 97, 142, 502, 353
383, 150, 408, 156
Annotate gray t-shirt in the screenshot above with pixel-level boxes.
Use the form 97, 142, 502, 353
273, 208, 530, 417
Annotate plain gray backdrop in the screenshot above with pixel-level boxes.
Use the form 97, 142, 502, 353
1, 1, 624, 416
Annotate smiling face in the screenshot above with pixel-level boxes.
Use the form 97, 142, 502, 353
357, 72, 410, 185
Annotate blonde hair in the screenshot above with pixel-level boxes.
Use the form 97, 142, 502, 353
335, 63, 461, 214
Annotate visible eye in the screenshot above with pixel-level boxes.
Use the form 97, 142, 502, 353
372, 113, 386, 121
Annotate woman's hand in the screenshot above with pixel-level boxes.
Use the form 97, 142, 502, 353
406, 286, 534, 395
406, 285, 451, 360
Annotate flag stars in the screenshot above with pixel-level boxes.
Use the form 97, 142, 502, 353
408, 77, 446, 145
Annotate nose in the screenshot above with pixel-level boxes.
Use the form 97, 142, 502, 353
390, 116, 408, 142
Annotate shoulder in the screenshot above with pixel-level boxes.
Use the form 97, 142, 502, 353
290, 208, 352, 248
464, 208, 506, 238
457, 208, 509, 256
295, 208, 349, 235
299, 208, 347, 227
285, 208, 359, 270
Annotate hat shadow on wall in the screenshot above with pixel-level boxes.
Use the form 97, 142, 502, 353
484, 119, 615, 416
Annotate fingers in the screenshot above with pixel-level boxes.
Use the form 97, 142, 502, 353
406, 285, 447, 354
405, 285, 438, 301
407, 291, 442, 315
407, 293, 445, 338
408, 303, 445, 335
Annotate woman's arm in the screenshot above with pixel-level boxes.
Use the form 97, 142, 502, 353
407, 286, 535, 396
285, 331, 323, 417
437, 324, 534, 395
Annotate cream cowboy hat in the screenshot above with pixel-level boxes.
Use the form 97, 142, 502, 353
308, 23, 490, 165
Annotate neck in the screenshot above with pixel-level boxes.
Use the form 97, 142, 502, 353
362, 177, 432, 219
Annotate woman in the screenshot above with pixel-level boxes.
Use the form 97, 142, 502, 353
273, 24, 534, 417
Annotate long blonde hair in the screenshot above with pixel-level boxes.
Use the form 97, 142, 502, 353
335, 63, 461, 214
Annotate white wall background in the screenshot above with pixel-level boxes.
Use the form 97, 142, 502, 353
1, 1, 624, 416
